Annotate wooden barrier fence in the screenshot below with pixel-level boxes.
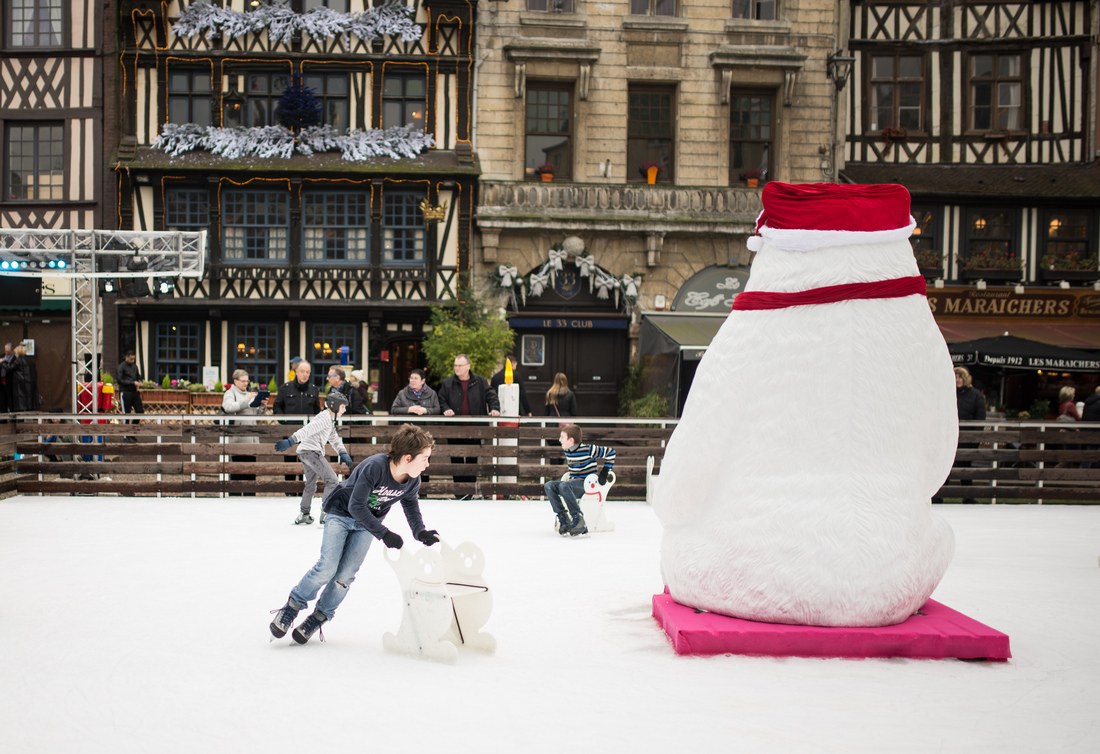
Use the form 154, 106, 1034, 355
2, 414, 674, 500
2, 416, 1098, 503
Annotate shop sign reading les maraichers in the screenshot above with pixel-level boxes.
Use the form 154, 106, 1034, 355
927, 288, 1100, 319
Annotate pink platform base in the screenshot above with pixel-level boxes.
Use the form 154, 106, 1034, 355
652, 592, 1011, 661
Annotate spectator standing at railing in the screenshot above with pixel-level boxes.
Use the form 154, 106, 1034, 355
274, 360, 320, 419
8, 344, 40, 412
326, 366, 367, 415
222, 369, 266, 495
544, 424, 616, 537
391, 368, 440, 416
953, 367, 986, 504
274, 359, 321, 486
0, 342, 14, 412
348, 369, 373, 413
438, 353, 500, 494
1082, 387, 1100, 469
116, 351, 145, 426
544, 372, 578, 420
1057, 385, 1081, 421
1082, 386, 1100, 422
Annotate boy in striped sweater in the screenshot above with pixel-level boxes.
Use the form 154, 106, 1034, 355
544, 424, 616, 537
275, 392, 354, 525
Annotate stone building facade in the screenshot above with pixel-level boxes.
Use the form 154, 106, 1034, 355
473, 0, 850, 415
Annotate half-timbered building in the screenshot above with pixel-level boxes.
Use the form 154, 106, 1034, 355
0, 0, 111, 409
113, 0, 476, 406
840, 0, 1100, 411
841, 1, 1100, 354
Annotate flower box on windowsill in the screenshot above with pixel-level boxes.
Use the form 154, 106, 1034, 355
137, 388, 191, 413
917, 266, 944, 280
1037, 268, 1100, 284
959, 268, 1022, 282
190, 392, 228, 414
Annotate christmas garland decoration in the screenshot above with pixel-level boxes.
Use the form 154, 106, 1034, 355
153, 122, 435, 161
173, 1, 422, 48
492, 242, 642, 313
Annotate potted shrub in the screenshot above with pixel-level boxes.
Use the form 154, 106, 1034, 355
1038, 249, 1099, 282
957, 248, 1021, 280
913, 248, 943, 276
639, 161, 661, 185
536, 162, 555, 183
881, 126, 908, 145
739, 168, 762, 188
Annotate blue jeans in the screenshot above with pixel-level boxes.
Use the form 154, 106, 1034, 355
288, 513, 374, 620
544, 478, 585, 523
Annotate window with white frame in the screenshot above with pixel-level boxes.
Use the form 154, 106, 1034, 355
869, 53, 924, 132
527, 0, 575, 11
731, 0, 775, 20
728, 91, 773, 184
968, 53, 1023, 132
628, 85, 675, 183
5, 0, 63, 48
630, 0, 676, 17
382, 190, 425, 265
222, 190, 289, 263
525, 83, 573, 181
302, 191, 370, 264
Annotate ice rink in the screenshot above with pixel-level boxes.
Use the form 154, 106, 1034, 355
1, 495, 1097, 753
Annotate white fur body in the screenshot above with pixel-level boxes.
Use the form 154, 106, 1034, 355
653, 230, 957, 627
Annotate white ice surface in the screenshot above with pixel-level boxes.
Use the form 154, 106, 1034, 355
1, 497, 1098, 754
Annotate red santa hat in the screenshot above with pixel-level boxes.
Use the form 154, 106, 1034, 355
747, 182, 916, 252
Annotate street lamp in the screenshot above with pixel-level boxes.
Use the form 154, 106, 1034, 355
827, 51, 855, 91
825, 51, 856, 182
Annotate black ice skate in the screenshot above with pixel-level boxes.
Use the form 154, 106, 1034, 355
292, 610, 328, 644
269, 601, 301, 639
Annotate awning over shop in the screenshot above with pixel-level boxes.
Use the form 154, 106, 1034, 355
639, 313, 727, 416
644, 313, 727, 361
937, 321, 1100, 351
947, 335, 1100, 372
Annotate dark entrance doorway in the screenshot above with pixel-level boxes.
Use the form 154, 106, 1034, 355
381, 337, 425, 411
508, 271, 629, 417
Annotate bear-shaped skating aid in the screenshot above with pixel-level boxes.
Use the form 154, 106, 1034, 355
382, 540, 495, 662
652, 182, 956, 627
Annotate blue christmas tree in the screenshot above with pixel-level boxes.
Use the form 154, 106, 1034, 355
275, 76, 323, 132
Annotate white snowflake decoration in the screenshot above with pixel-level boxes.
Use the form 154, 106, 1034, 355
173, 2, 423, 49
153, 122, 434, 162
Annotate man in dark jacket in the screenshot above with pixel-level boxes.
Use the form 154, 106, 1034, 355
1082, 386, 1100, 422
326, 366, 367, 415
954, 366, 985, 503
274, 359, 320, 485
117, 351, 145, 417
274, 360, 320, 417
438, 353, 500, 492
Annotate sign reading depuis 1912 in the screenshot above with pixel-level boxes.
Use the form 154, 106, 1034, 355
926, 288, 1100, 319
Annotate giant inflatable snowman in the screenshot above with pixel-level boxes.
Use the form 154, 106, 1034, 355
653, 182, 956, 627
